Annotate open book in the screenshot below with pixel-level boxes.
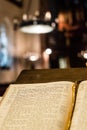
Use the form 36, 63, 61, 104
0, 80, 87, 130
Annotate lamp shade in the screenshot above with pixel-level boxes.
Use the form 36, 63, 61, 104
19, 19, 55, 34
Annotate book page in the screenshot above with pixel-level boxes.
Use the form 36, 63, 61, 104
70, 80, 87, 130
0, 81, 74, 130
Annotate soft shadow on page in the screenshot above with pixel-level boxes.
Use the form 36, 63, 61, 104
0, 81, 74, 130
70, 80, 87, 130
0, 97, 2, 102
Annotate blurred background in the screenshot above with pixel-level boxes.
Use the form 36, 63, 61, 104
0, 0, 87, 84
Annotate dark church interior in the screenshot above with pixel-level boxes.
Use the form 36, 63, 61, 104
0, 0, 87, 94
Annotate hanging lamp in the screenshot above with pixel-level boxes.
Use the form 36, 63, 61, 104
19, 0, 56, 34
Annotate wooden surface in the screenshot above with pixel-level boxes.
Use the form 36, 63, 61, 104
1, 67, 87, 96
16, 68, 87, 84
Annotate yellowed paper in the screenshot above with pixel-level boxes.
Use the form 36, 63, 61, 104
70, 80, 87, 130
0, 81, 73, 130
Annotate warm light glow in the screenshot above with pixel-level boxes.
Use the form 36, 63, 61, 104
45, 48, 52, 55
24, 52, 40, 61
83, 52, 87, 59
29, 55, 38, 61
22, 14, 28, 21
86, 62, 87, 67
55, 18, 59, 23
78, 50, 87, 59
20, 24, 54, 34
35, 10, 39, 16
45, 11, 52, 20
58, 13, 65, 23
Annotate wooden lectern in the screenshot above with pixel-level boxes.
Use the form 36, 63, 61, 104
16, 68, 87, 83
1, 67, 87, 96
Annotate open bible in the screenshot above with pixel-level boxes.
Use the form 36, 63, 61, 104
0, 80, 87, 130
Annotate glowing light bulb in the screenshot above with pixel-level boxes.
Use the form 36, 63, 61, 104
45, 48, 52, 55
